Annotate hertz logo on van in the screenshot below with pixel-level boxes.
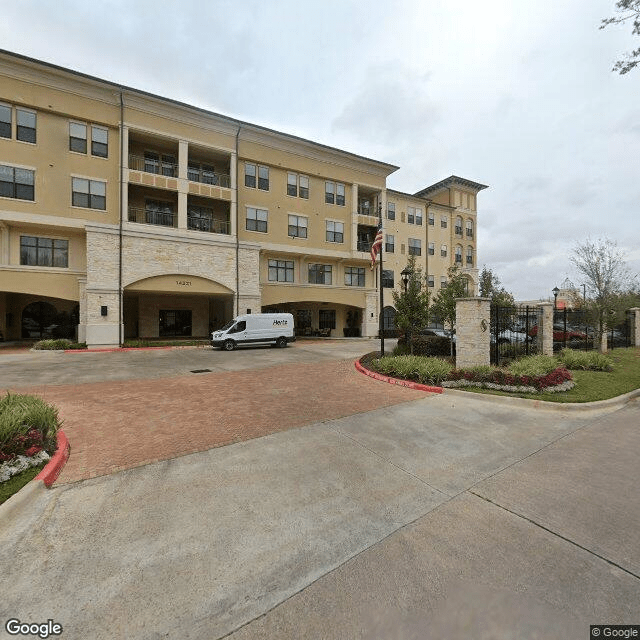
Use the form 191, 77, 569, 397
272, 320, 288, 326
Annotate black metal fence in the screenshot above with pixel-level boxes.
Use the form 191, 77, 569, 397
490, 305, 538, 366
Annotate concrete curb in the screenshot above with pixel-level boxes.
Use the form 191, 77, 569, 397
0, 477, 48, 523
354, 359, 444, 394
35, 430, 70, 487
443, 386, 640, 412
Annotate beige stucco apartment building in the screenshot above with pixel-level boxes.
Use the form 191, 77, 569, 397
0, 50, 487, 347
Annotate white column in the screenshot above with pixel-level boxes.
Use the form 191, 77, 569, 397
0, 222, 8, 265
121, 126, 129, 222
351, 183, 359, 251
178, 192, 187, 229
178, 140, 188, 180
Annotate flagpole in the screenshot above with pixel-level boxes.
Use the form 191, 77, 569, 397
378, 204, 385, 356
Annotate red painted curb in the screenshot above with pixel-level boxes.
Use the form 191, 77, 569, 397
64, 346, 175, 353
354, 359, 443, 394
35, 430, 70, 487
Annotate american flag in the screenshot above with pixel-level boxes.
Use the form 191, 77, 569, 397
370, 225, 383, 270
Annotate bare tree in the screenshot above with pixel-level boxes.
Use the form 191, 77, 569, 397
601, 0, 640, 74
570, 237, 637, 346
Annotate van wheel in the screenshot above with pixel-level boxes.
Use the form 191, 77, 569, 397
223, 339, 236, 351
276, 337, 287, 348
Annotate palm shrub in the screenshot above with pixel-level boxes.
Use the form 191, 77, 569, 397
557, 348, 614, 371
0, 393, 61, 462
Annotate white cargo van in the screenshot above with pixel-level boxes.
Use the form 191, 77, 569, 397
210, 313, 295, 351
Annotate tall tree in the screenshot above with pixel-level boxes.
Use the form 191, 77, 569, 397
431, 265, 469, 356
479, 266, 515, 307
601, 0, 640, 74
570, 237, 638, 347
391, 255, 431, 354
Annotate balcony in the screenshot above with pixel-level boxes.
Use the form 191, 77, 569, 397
128, 206, 176, 228
187, 216, 230, 234
187, 196, 231, 235
129, 153, 178, 177
356, 224, 378, 253
187, 164, 230, 188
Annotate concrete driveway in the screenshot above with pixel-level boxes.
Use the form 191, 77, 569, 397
1, 340, 638, 640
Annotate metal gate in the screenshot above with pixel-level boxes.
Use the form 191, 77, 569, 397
490, 305, 537, 366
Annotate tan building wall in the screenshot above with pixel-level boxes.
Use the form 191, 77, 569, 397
0, 50, 486, 346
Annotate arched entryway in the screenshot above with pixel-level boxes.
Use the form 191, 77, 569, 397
22, 301, 78, 339
382, 306, 397, 336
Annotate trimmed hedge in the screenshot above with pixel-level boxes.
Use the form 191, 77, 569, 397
398, 335, 453, 357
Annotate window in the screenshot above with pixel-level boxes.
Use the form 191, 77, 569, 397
16, 109, 36, 143
325, 181, 345, 205
387, 202, 395, 220
0, 165, 35, 201
258, 165, 269, 190
455, 246, 463, 263
455, 216, 463, 236
408, 238, 421, 256
245, 163, 256, 188
287, 173, 309, 198
441, 244, 447, 258
268, 259, 294, 282
0, 104, 10, 138
69, 122, 87, 153
308, 263, 332, 284
427, 275, 435, 288
20, 236, 68, 268
382, 269, 394, 288
189, 163, 218, 185
345, 266, 365, 287
72, 178, 106, 209
415, 209, 423, 226
466, 219, 474, 238
319, 309, 336, 330
441, 276, 448, 288
407, 206, 415, 224
466, 246, 474, 265
428, 211, 434, 225
326, 220, 343, 243
428, 242, 435, 256
385, 234, 395, 253
441, 215, 448, 229
91, 126, 108, 158
288, 214, 308, 238
246, 207, 268, 232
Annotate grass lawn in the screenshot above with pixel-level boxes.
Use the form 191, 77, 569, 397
462, 347, 640, 403
0, 462, 46, 506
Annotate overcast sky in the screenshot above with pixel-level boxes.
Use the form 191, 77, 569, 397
1, 0, 638, 300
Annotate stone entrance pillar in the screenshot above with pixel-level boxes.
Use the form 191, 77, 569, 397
537, 303, 554, 357
630, 308, 640, 347
455, 297, 491, 368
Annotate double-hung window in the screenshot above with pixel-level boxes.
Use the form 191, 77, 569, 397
428, 242, 435, 256
428, 211, 434, 225
72, 178, 106, 209
69, 122, 109, 157
287, 173, 309, 198
288, 214, 308, 238
16, 109, 36, 143
387, 202, 395, 220
245, 163, 256, 188
258, 165, 269, 190
326, 220, 343, 243
455, 217, 463, 236
427, 275, 435, 287
408, 238, 421, 256
0, 165, 35, 201
385, 234, 395, 253
466, 220, 474, 238
466, 246, 474, 265
246, 207, 268, 232
308, 263, 332, 284
441, 215, 448, 229
245, 163, 269, 190
20, 236, 68, 268
415, 209, 423, 225
268, 259, 294, 282
91, 126, 108, 158
325, 181, 345, 205
345, 266, 365, 287
407, 207, 415, 224
455, 246, 463, 263
69, 122, 87, 153
441, 244, 448, 258
0, 104, 10, 138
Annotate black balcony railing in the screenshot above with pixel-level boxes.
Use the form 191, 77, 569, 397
187, 216, 230, 234
128, 206, 176, 227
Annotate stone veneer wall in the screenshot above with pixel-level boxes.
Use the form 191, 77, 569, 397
455, 297, 491, 368
537, 303, 554, 357
631, 308, 640, 347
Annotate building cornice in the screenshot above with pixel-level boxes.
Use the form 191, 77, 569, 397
414, 175, 489, 198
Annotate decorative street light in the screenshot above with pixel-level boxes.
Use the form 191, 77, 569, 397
401, 266, 413, 293
552, 286, 560, 310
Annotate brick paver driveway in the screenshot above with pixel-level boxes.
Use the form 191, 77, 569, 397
1, 341, 425, 483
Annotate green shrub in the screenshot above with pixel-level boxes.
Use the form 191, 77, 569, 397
33, 339, 72, 350
0, 393, 61, 461
372, 355, 453, 385
508, 354, 559, 377
498, 342, 538, 360
67, 342, 87, 350
391, 342, 410, 357
398, 335, 452, 357
557, 348, 614, 371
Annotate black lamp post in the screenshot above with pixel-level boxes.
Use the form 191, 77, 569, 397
552, 286, 560, 310
401, 267, 412, 293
